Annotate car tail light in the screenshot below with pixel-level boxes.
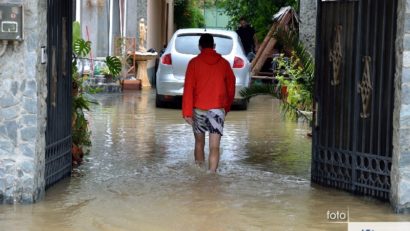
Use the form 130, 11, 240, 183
233, 56, 244, 68
162, 53, 172, 65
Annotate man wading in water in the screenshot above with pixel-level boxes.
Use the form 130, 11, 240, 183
182, 33, 236, 173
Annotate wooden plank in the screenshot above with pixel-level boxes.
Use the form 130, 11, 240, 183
251, 10, 297, 76
251, 37, 277, 75
257, 71, 274, 76
251, 24, 277, 68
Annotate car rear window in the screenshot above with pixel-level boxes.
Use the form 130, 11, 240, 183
175, 33, 233, 55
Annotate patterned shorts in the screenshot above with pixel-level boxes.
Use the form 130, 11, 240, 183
193, 108, 225, 136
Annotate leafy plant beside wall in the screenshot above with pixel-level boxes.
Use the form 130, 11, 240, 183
71, 38, 91, 164
240, 30, 314, 122
174, 0, 205, 29
274, 52, 313, 118
218, 0, 298, 41
71, 21, 121, 164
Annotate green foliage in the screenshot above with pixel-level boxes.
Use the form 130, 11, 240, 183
174, 0, 205, 29
71, 39, 122, 149
85, 86, 104, 94
219, 0, 298, 40
240, 83, 311, 121
73, 39, 91, 57
274, 53, 312, 110
240, 30, 315, 122
203, 0, 215, 8
100, 65, 111, 76
105, 56, 122, 76
71, 94, 92, 150
71, 21, 122, 154
273, 30, 314, 115
240, 83, 280, 99
274, 29, 314, 89
72, 21, 81, 47
72, 22, 92, 151
72, 94, 91, 111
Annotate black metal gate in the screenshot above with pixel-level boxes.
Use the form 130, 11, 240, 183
312, 0, 397, 200
45, 0, 73, 189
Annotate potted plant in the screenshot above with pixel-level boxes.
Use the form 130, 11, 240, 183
240, 30, 314, 123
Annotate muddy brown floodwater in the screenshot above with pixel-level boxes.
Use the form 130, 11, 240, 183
0, 91, 408, 231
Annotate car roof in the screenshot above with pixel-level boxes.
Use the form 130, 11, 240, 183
174, 28, 238, 38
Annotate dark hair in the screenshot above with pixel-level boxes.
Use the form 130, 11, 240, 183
199, 33, 214, 49
239, 16, 246, 22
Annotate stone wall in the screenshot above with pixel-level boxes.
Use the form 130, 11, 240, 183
0, 0, 47, 203
391, 0, 410, 213
299, 0, 317, 57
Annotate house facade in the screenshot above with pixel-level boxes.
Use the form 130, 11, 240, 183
76, 0, 174, 81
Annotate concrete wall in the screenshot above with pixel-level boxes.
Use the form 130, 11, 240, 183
80, 0, 110, 57
126, 0, 147, 41
111, 0, 120, 50
167, 0, 174, 42
391, 0, 410, 213
147, 0, 163, 84
299, 0, 317, 57
0, 0, 47, 203
147, 0, 174, 84
147, 0, 164, 54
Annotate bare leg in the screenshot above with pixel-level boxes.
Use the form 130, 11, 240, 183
194, 133, 205, 167
208, 133, 222, 173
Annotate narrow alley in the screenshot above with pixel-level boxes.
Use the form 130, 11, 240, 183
0, 91, 406, 231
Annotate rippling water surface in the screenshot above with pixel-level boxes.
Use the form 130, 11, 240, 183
0, 90, 408, 231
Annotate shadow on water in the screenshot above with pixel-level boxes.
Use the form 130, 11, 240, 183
0, 90, 409, 231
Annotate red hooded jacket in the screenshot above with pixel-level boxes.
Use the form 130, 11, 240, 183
182, 48, 236, 117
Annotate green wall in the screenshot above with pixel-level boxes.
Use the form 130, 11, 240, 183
203, 7, 230, 29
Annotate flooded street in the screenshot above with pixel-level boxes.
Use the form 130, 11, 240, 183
1, 90, 408, 231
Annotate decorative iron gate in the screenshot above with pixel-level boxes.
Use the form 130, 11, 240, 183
45, 0, 73, 189
312, 0, 397, 200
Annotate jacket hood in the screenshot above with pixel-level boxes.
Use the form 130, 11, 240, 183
198, 48, 222, 65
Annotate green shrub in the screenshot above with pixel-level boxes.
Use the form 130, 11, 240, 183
240, 30, 314, 122
219, 0, 298, 41
175, 0, 205, 29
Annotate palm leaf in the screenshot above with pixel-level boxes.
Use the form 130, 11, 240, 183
105, 56, 122, 76
274, 29, 315, 84
240, 83, 280, 99
73, 38, 91, 57
240, 83, 312, 122
72, 95, 90, 111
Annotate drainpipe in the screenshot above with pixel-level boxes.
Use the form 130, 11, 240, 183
109, 0, 113, 55
124, 0, 127, 37
119, 0, 124, 37
0, 40, 8, 57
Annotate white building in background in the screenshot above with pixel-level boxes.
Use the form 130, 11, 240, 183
75, 0, 175, 79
